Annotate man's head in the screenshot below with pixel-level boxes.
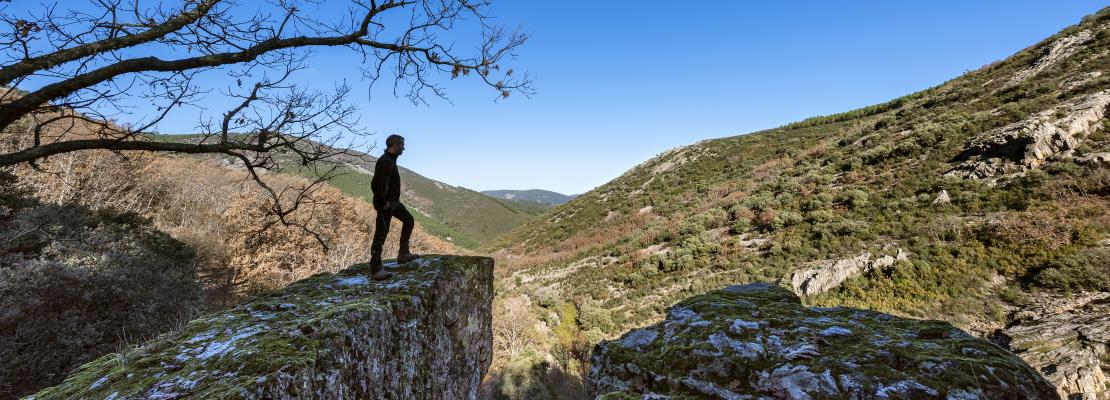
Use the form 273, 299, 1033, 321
385, 134, 405, 156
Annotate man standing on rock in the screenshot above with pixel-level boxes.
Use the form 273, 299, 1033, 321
369, 134, 421, 280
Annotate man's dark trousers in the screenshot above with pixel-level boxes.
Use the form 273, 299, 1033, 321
370, 201, 414, 262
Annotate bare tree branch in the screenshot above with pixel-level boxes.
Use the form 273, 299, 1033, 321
0, 0, 531, 251
0, 0, 220, 87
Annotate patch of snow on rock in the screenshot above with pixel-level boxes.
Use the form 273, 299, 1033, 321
337, 276, 369, 287
198, 326, 263, 360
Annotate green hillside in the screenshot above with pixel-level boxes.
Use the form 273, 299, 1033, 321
152, 136, 545, 249
299, 163, 548, 249
491, 7, 1110, 340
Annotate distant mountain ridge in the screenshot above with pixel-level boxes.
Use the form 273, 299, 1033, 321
482, 189, 578, 205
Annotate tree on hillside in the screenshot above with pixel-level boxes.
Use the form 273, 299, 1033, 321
0, 0, 530, 246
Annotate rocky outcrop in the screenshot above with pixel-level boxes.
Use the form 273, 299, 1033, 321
1078, 152, 1110, 168
1063, 71, 1104, 92
29, 255, 494, 400
1009, 29, 1095, 85
590, 283, 1058, 399
994, 292, 1110, 400
947, 90, 1110, 182
788, 250, 907, 296
933, 189, 952, 205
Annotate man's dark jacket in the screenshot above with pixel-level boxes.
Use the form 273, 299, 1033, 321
371, 152, 401, 206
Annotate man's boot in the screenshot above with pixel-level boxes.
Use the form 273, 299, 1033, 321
397, 252, 422, 263
371, 269, 393, 280
368, 251, 393, 280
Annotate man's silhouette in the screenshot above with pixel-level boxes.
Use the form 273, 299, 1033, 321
369, 134, 421, 280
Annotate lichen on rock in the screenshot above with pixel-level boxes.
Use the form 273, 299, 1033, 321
590, 283, 1058, 399
28, 255, 494, 400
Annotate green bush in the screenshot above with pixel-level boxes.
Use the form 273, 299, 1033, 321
1034, 248, 1110, 292
836, 189, 870, 210
1043, 161, 1083, 177
805, 209, 838, 224
489, 351, 558, 400
700, 208, 730, 229
861, 144, 894, 165
742, 191, 776, 212
771, 211, 803, 231
581, 302, 617, 333
679, 219, 705, 237
729, 218, 752, 234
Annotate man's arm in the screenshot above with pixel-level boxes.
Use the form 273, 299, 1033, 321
371, 157, 394, 207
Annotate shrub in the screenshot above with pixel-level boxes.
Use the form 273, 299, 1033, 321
861, 144, 894, 165
678, 219, 705, 237
729, 218, 752, 234
742, 191, 776, 212
637, 261, 660, 277
488, 351, 558, 400
836, 189, 870, 210
578, 304, 616, 334
805, 209, 838, 224
553, 303, 580, 351
828, 219, 872, 237
771, 210, 803, 231
700, 208, 730, 229
1034, 248, 1110, 292
1043, 161, 1083, 177
676, 254, 697, 270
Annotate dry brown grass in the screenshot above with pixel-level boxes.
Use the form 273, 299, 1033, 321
986, 196, 1110, 251
750, 156, 794, 181
8, 142, 457, 306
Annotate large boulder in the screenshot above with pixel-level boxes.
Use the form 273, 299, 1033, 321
590, 283, 1058, 399
28, 255, 494, 400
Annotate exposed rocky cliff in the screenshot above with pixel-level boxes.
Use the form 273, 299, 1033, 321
948, 90, 1110, 182
29, 255, 494, 400
1008, 28, 1097, 85
994, 291, 1110, 400
590, 283, 1058, 399
788, 250, 908, 296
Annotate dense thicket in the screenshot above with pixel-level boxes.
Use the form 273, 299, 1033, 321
0, 172, 202, 399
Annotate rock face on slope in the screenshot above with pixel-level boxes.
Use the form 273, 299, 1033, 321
947, 90, 1110, 182
788, 250, 907, 296
1008, 28, 1096, 85
589, 283, 1058, 399
994, 292, 1110, 400
29, 255, 494, 400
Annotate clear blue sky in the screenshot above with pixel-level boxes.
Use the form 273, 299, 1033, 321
17, 1, 1110, 195
354, 1, 1106, 195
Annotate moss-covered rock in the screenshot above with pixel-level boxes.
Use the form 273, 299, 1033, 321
589, 283, 1057, 399
28, 255, 494, 400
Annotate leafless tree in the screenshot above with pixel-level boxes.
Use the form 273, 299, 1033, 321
493, 295, 541, 361
0, 0, 531, 248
